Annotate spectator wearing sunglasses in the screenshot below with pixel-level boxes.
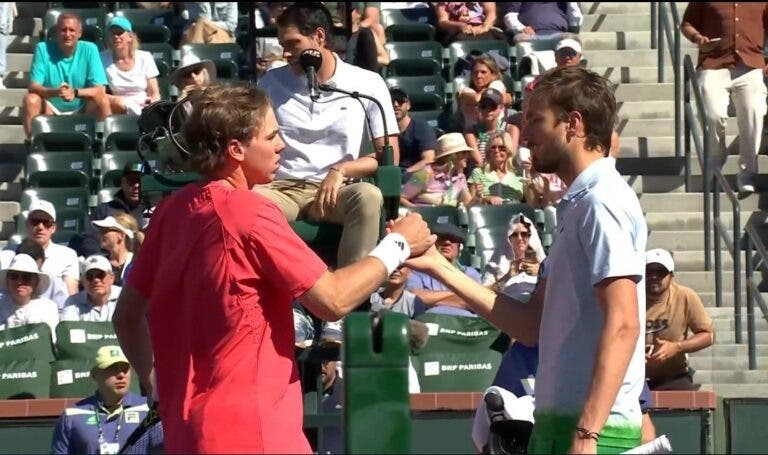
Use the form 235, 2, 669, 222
61, 255, 121, 322
391, 88, 437, 180
465, 88, 519, 166
91, 214, 141, 287
14, 238, 70, 313
468, 131, 524, 205
0, 253, 59, 338
25, 200, 80, 296
554, 36, 583, 68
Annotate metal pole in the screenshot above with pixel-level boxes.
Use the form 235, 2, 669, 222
657, 3, 665, 83
673, 7, 681, 157
684, 67, 691, 192
703, 119, 712, 271
714, 183, 722, 308
734, 204, 742, 344
650, 2, 658, 50
747, 237, 756, 369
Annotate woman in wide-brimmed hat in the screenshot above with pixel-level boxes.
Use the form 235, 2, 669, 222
401, 133, 477, 207
0, 254, 59, 338
170, 54, 217, 99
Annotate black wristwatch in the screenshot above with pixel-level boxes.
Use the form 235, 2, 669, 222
73, 88, 79, 98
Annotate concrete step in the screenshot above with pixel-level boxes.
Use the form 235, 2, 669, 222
0, 88, 31, 107
613, 83, 673, 101
638, 192, 761, 212
592, 66, 675, 84
647, 230, 707, 251
644, 211, 733, 231
712, 318, 768, 333
6, 34, 40, 54
689, 356, 768, 371
695, 369, 768, 385
617, 100, 676, 120
705, 306, 747, 319
716, 330, 768, 344
7, 53, 33, 73
581, 31, 698, 51
617, 117, 738, 138
689, 343, 768, 358
582, 13, 653, 32
0, 201, 19, 223
699, 383, 768, 397
672, 271, 743, 293
0, 124, 27, 145
623, 175, 687, 194
0, 106, 22, 125
581, 2, 655, 14
697, 292, 768, 309
584, 49, 696, 68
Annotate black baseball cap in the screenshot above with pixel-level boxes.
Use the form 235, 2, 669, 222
122, 162, 144, 175
430, 223, 466, 244
389, 88, 409, 104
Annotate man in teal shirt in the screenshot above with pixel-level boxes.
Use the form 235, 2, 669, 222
23, 13, 108, 138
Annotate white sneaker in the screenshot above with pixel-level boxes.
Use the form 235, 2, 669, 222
737, 172, 756, 194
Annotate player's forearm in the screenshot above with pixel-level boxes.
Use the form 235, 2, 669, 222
578, 307, 640, 434
430, 258, 542, 344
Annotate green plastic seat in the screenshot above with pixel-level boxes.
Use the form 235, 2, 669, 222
0, 359, 52, 399
116, 7, 175, 27
385, 75, 446, 106
405, 92, 444, 112
140, 42, 175, 69
26, 151, 93, 188
44, 7, 107, 32
21, 187, 92, 212
466, 203, 537, 250
0, 324, 55, 364
410, 206, 461, 228
101, 151, 141, 187
180, 43, 241, 80
133, 23, 171, 44
30, 115, 96, 153
384, 23, 436, 42
17, 207, 88, 235
386, 58, 442, 77
381, 7, 436, 27
55, 321, 120, 361
411, 313, 504, 392
448, 39, 513, 79
385, 41, 442, 72
104, 114, 140, 152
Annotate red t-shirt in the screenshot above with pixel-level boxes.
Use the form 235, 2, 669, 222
130, 181, 327, 453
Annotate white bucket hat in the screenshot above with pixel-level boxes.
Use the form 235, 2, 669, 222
92, 216, 134, 239
0, 254, 50, 295
435, 133, 473, 160
170, 54, 217, 88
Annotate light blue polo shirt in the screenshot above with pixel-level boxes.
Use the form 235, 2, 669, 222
29, 40, 108, 112
535, 157, 647, 449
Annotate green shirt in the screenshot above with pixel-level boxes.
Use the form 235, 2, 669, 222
468, 167, 524, 203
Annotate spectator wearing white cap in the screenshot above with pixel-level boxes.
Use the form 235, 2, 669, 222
645, 248, 714, 390
170, 54, 216, 100
91, 214, 141, 286
554, 35, 583, 68
0, 253, 59, 338
61, 255, 122, 322
25, 199, 80, 295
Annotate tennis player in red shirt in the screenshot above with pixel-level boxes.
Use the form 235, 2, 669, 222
113, 84, 435, 453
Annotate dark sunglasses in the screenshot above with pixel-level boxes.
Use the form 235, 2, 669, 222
86, 270, 108, 281
28, 218, 54, 228
556, 48, 578, 59
7, 271, 35, 282
488, 145, 508, 152
109, 27, 128, 36
509, 231, 531, 239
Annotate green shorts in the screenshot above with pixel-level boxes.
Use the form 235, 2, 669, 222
528, 412, 641, 454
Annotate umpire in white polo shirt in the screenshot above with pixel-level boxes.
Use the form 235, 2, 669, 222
255, 2, 399, 268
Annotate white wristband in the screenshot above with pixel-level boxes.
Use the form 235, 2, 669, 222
368, 233, 411, 275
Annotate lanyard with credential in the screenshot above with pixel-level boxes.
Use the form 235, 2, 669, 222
94, 404, 123, 447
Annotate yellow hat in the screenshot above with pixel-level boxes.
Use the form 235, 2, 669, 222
93, 346, 130, 370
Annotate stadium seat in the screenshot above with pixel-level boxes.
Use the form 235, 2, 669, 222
116, 7, 175, 28
410, 206, 461, 228
50, 358, 142, 398
132, 23, 171, 44
0, 359, 52, 399
44, 7, 107, 32
466, 204, 537, 250
385, 75, 446, 107
21, 187, 92, 212
180, 43, 242, 80
104, 114, 140, 152
16, 207, 88, 236
55, 321, 120, 361
381, 6, 437, 42
101, 151, 141, 187
140, 42, 175, 77
0, 324, 55, 364
411, 313, 505, 392
448, 40, 514, 80
26, 151, 93, 188
385, 40, 443, 78
30, 115, 96, 153
384, 23, 436, 42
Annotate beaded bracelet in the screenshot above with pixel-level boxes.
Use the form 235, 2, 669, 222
575, 427, 600, 442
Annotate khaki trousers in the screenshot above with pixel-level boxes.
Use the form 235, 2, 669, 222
254, 180, 383, 267
182, 18, 235, 44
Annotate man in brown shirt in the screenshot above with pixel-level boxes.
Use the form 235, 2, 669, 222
645, 249, 715, 390
681, 2, 768, 193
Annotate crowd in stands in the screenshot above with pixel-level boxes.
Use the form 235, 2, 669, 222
0, 2, 731, 453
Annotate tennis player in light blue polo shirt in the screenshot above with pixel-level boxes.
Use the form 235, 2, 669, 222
406, 66, 647, 454
23, 13, 108, 138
